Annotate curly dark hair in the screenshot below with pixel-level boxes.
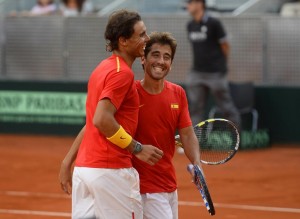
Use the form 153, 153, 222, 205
144, 32, 177, 62
105, 10, 142, 52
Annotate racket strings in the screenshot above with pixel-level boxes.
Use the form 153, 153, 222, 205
195, 120, 238, 163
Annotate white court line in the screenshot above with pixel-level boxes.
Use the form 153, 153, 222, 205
1, 191, 300, 214
0, 209, 71, 217
178, 201, 300, 214
0, 190, 70, 199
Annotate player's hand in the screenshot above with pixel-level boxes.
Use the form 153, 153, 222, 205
135, 144, 164, 166
188, 163, 199, 183
59, 161, 72, 195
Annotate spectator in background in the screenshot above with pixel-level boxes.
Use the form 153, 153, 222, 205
60, 0, 94, 16
186, 0, 240, 127
30, 0, 57, 15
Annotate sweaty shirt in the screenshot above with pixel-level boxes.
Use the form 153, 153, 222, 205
75, 54, 139, 168
132, 80, 192, 194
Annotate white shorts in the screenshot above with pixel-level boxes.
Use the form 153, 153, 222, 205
72, 167, 143, 219
142, 190, 178, 219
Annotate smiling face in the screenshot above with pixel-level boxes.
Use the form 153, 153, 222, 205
123, 20, 150, 59
142, 43, 172, 80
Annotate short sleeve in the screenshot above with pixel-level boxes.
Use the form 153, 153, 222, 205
177, 88, 193, 129
214, 19, 227, 42
99, 70, 134, 110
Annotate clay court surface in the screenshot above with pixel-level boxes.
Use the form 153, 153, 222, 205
0, 134, 299, 219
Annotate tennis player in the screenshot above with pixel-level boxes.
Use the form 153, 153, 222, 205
67, 10, 164, 219
60, 32, 200, 219
186, 0, 240, 127
133, 32, 201, 219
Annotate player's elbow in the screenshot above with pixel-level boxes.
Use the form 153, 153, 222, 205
93, 114, 107, 132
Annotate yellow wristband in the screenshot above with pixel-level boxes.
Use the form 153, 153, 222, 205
106, 125, 132, 149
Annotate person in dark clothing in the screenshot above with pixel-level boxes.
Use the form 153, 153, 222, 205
186, 0, 240, 127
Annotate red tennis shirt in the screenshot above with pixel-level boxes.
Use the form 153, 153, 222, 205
75, 54, 139, 168
132, 80, 192, 193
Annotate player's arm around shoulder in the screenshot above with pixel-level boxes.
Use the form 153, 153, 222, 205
59, 125, 86, 194
179, 126, 201, 166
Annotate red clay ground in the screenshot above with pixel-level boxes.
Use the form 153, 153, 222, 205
0, 134, 299, 219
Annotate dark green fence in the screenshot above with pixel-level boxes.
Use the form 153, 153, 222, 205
0, 80, 299, 144
0, 80, 86, 135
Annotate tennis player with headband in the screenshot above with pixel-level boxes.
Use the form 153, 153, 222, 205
66, 10, 164, 219
59, 31, 201, 219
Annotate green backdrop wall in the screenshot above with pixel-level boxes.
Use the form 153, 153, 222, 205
255, 86, 300, 143
0, 80, 87, 135
0, 80, 299, 143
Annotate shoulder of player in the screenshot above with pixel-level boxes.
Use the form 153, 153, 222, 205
187, 19, 195, 29
187, 20, 193, 26
101, 55, 133, 73
207, 15, 222, 25
165, 81, 186, 95
94, 65, 134, 78
108, 58, 133, 75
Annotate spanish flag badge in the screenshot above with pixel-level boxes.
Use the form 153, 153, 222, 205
171, 103, 179, 109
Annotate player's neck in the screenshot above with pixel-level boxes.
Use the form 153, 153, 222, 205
113, 50, 135, 68
141, 77, 165, 95
194, 9, 205, 23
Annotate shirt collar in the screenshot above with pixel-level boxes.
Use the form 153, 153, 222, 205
202, 13, 209, 23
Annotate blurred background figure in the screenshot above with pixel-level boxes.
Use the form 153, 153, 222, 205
185, 0, 240, 128
60, 0, 94, 16
30, 0, 57, 15
280, 0, 300, 17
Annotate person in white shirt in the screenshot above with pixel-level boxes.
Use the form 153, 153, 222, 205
30, 0, 57, 16
60, 0, 93, 17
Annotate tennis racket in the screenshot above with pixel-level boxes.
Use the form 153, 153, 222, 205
187, 164, 215, 215
175, 118, 240, 165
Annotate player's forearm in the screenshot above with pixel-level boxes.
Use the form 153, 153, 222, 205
93, 99, 137, 152
179, 127, 201, 165
220, 41, 230, 60
182, 136, 201, 165
62, 125, 85, 167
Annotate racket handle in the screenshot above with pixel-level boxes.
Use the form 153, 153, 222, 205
187, 164, 204, 177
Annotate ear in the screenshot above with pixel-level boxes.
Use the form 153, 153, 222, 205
118, 37, 127, 47
141, 56, 145, 65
